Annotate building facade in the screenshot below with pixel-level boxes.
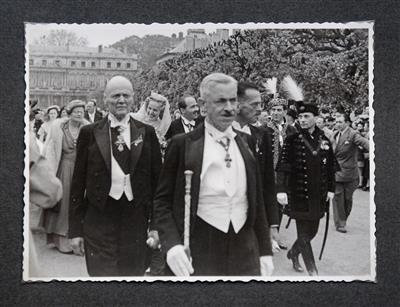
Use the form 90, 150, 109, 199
156, 29, 230, 64
28, 45, 138, 108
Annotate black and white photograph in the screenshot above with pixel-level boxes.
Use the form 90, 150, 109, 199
24, 22, 375, 282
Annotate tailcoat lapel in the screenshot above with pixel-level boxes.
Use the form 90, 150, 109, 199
184, 124, 205, 217
94, 118, 111, 172
129, 119, 145, 174
235, 133, 257, 211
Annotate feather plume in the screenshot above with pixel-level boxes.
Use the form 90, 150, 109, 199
281, 75, 304, 101
262, 77, 277, 95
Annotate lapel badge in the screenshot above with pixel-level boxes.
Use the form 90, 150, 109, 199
344, 140, 350, 145
132, 134, 143, 147
320, 140, 330, 150
322, 157, 327, 165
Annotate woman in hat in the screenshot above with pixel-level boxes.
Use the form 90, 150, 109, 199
42, 100, 90, 254
38, 105, 60, 142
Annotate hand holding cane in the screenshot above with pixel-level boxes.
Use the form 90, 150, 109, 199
184, 170, 194, 259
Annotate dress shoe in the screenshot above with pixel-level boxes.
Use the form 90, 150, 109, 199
307, 267, 319, 276
336, 226, 347, 233
287, 249, 304, 273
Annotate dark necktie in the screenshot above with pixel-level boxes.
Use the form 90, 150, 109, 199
183, 120, 194, 132
110, 126, 130, 174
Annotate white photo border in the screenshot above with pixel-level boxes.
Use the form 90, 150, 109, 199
23, 21, 375, 282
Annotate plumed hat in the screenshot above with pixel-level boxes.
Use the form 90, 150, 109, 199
296, 101, 319, 116
281, 75, 318, 116
262, 77, 288, 108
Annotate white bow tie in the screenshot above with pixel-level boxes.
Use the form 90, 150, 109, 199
109, 115, 130, 129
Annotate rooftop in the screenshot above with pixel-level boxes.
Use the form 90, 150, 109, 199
29, 45, 137, 59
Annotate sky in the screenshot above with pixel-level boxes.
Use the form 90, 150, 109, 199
25, 22, 369, 47
25, 23, 261, 47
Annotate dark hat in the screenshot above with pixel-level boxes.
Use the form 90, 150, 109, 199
335, 104, 346, 114
287, 108, 298, 119
296, 101, 319, 116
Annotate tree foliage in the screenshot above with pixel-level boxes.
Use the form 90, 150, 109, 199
129, 29, 368, 111
112, 34, 175, 70
34, 29, 88, 47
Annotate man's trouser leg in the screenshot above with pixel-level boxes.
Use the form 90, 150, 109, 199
333, 182, 346, 228
344, 179, 358, 220
292, 219, 320, 275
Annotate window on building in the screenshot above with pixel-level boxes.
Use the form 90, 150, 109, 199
126, 62, 131, 69
42, 59, 47, 66
55, 60, 61, 66
81, 61, 86, 67
91, 61, 95, 67
116, 62, 121, 68
107, 62, 111, 68
71, 61, 76, 67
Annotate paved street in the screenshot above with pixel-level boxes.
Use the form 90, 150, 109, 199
29, 189, 372, 279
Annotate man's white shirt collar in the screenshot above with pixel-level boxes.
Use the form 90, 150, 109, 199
108, 113, 130, 129
204, 119, 236, 141
181, 115, 196, 127
232, 121, 251, 135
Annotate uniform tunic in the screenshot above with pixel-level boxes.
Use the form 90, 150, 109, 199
276, 127, 337, 221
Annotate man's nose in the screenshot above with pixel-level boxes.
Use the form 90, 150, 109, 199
117, 95, 126, 103
224, 100, 235, 111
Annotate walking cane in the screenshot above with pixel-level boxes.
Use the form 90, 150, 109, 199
319, 198, 331, 260
184, 170, 194, 259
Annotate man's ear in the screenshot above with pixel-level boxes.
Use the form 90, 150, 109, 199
198, 97, 207, 112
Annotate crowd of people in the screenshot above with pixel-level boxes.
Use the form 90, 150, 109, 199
29, 72, 370, 278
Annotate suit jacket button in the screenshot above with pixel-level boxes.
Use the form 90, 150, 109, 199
305, 196, 309, 199
304, 188, 308, 192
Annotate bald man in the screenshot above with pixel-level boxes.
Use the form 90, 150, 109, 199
69, 76, 162, 276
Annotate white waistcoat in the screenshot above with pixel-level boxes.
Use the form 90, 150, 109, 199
197, 123, 248, 233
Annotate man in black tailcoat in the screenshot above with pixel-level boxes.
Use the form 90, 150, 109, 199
276, 101, 337, 276
69, 76, 162, 276
165, 95, 199, 140
84, 99, 103, 123
232, 82, 279, 249
153, 73, 273, 276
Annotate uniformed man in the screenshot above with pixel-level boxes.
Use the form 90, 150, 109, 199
265, 94, 297, 249
275, 101, 337, 276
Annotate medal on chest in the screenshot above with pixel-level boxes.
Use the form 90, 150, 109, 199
213, 134, 232, 168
